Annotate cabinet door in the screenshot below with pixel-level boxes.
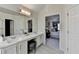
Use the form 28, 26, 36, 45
1, 45, 16, 54
68, 5, 79, 53
20, 41, 27, 54
36, 35, 43, 47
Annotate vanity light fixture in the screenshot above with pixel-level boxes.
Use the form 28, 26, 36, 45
20, 9, 31, 16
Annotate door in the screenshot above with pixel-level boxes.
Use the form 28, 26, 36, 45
68, 5, 79, 53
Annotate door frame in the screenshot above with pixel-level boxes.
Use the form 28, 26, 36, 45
45, 14, 60, 49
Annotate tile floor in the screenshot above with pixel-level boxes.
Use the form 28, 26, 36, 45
31, 38, 63, 54
46, 38, 59, 49
36, 45, 64, 54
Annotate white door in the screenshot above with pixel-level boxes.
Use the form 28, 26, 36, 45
68, 5, 79, 53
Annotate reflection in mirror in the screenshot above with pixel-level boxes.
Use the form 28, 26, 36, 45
28, 20, 32, 33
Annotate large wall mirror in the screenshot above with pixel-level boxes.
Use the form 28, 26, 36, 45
28, 20, 32, 33
5, 19, 14, 36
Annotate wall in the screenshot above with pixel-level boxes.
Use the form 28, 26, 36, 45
0, 4, 20, 13
0, 11, 28, 36
24, 12, 38, 33
0, 5, 38, 37
37, 4, 67, 52
31, 12, 38, 33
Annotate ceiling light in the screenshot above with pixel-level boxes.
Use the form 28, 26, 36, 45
20, 9, 31, 16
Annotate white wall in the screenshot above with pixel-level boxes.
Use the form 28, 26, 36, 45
31, 12, 38, 33
37, 4, 67, 52
0, 4, 38, 36
24, 12, 38, 33
0, 11, 28, 36
0, 4, 20, 12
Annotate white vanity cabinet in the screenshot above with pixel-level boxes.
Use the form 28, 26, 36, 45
0, 33, 43, 54
36, 35, 43, 47
1, 41, 27, 54
0, 42, 27, 54
1, 45, 16, 54
19, 41, 27, 54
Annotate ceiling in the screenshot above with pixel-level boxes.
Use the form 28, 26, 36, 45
22, 4, 46, 12
0, 4, 46, 16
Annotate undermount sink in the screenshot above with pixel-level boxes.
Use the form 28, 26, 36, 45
6, 36, 17, 43
7, 38, 15, 43
10, 36, 16, 39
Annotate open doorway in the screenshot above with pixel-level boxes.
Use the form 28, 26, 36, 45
45, 14, 60, 49
5, 19, 14, 36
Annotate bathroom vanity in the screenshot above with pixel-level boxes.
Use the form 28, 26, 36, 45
0, 32, 43, 54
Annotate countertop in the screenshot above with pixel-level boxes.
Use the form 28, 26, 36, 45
0, 32, 43, 49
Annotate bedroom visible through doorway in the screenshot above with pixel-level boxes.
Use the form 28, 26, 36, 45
45, 14, 60, 49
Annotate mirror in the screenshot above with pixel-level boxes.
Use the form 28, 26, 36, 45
28, 20, 32, 33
